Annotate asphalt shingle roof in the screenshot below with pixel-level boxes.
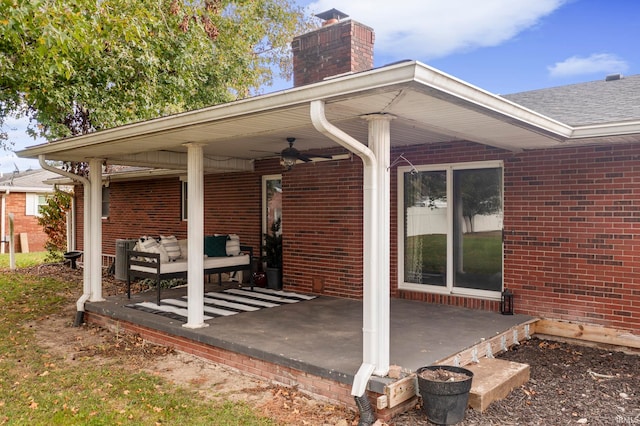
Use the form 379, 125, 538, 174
0, 169, 58, 189
502, 74, 640, 126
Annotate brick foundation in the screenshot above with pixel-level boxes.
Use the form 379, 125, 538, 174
84, 311, 357, 408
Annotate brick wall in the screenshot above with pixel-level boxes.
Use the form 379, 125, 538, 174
75, 165, 277, 255
292, 19, 374, 87
393, 141, 640, 333
83, 311, 357, 408
84, 310, 412, 421
282, 157, 364, 298
503, 144, 640, 332
75, 140, 640, 334
3, 192, 48, 252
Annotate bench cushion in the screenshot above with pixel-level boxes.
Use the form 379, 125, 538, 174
130, 252, 250, 275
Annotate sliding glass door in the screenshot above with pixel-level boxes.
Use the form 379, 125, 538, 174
399, 161, 503, 297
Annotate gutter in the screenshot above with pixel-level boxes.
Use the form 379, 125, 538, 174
310, 100, 379, 414
39, 155, 92, 326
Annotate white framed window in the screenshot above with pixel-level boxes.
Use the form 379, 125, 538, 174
397, 160, 504, 299
262, 174, 282, 237
101, 187, 110, 218
25, 193, 48, 217
181, 181, 188, 221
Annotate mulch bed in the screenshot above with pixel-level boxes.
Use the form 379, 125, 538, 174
393, 337, 639, 425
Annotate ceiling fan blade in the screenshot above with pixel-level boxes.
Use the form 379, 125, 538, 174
297, 153, 314, 162
304, 152, 333, 159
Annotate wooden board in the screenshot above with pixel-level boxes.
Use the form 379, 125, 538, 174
534, 319, 640, 349
436, 319, 537, 366
19, 233, 29, 253
466, 358, 530, 412
384, 375, 417, 408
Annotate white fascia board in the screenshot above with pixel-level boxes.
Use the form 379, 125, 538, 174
569, 121, 640, 139
44, 169, 186, 185
411, 63, 574, 140
0, 186, 55, 192
17, 60, 580, 158
16, 62, 421, 158
109, 151, 253, 173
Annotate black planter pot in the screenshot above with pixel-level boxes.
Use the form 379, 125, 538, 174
265, 267, 282, 290
416, 365, 474, 425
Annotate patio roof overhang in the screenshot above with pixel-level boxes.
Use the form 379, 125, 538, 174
19, 60, 627, 172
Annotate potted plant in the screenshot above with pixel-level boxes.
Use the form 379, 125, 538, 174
416, 365, 474, 425
262, 218, 283, 289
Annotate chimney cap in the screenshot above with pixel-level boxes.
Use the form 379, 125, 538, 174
315, 8, 349, 22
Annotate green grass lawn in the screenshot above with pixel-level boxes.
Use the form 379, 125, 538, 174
0, 269, 276, 425
0, 252, 49, 268
406, 231, 502, 275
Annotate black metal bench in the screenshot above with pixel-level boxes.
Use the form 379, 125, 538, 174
126, 245, 254, 305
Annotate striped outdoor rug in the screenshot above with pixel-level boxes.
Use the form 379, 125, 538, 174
127, 287, 316, 321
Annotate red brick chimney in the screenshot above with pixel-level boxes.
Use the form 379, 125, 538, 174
291, 9, 374, 87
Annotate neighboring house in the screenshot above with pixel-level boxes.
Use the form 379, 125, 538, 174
0, 169, 59, 253
18, 11, 640, 393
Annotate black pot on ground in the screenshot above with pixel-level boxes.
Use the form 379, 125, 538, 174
416, 365, 474, 425
265, 266, 282, 290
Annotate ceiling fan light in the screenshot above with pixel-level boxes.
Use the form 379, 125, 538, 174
282, 156, 297, 169
281, 146, 298, 169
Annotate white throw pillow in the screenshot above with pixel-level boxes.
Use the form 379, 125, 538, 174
160, 235, 181, 261
226, 234, 241, 256
139, 237, 169, 263
178, 239, 188, 260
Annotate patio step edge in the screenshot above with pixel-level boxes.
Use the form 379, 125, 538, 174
465, 358, 530, 412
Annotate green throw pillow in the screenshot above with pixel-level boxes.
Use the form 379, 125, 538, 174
204, 235, 228, 257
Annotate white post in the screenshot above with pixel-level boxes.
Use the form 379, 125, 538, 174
183, 143, 208, 329
89, 159, 104, 302
1, 193, 6, 254
8, 212, 15, 270
365, 114, 394, 377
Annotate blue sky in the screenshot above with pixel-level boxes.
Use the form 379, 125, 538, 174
2, 0, 638, 174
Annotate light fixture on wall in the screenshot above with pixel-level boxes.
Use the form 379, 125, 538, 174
500, 288, 514, 315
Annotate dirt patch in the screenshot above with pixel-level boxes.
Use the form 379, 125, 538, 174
26, 263, 357, 425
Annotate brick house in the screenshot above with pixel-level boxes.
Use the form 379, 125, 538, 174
18, 12, 640, 399
0, 169, 62, 253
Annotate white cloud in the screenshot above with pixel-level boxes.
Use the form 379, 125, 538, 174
1, 117, 44, 174
306, 0, 567, 59
547, 53, 629, 78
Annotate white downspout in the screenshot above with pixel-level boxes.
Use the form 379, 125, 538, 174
39, 155, 92, 324
310, 100, 380, 398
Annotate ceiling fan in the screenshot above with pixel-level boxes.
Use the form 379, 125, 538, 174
281, 137, 332, 169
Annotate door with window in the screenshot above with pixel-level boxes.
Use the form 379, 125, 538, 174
262, 175, 282, 238
399, 161, 503, 297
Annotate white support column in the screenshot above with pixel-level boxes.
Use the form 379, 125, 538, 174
183, 143, 208, 329
364, 114, 394, 377
89, 159, 104, 302
1, 193, 6, 254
